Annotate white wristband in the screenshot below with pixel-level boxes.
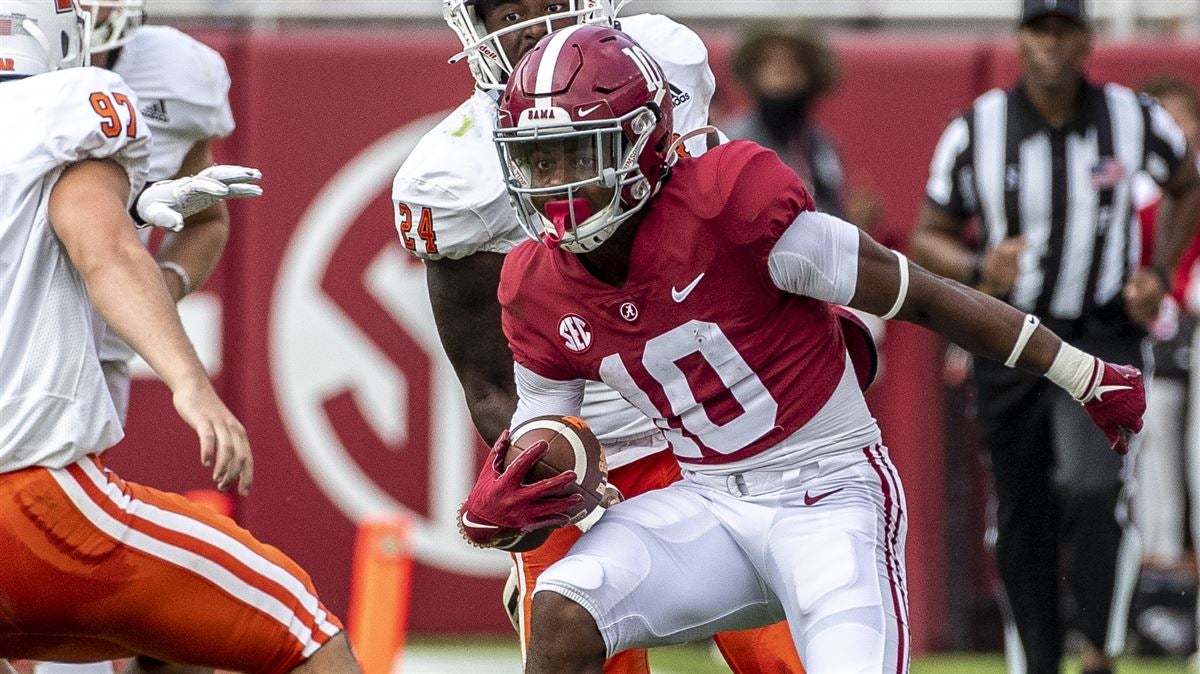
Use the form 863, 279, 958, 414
158, 261, 193, 296
1045, 341, 1100, 401
1004, 314, 1041, 367
880, 250, 909, 320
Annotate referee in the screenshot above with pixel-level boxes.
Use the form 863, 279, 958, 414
913, 1, 1200, 673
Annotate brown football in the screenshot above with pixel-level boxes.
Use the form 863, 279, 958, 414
503, 415, 608, 539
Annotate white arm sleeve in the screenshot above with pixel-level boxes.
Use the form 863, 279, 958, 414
511, 362, 586, 430
767, 210, 861, 305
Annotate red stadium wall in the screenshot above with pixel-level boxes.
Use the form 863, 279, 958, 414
104, 28, 1200, 652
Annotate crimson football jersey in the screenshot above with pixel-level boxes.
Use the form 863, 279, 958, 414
500, 141, 850, 465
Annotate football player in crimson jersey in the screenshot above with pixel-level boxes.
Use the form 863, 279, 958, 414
398, 1, 804, 671
469, 25, 1147, 673
0, 2, 358, 670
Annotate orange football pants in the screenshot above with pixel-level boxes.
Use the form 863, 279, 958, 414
0, 457, 343, 673
514, 448, 805, 674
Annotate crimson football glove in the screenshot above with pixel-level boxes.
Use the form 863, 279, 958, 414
1075, 360, 1145, 455
458, 429, 583, 548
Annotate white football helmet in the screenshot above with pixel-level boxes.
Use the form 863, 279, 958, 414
80, 0, 142, 53
0, 0, 92, 76
443, 0, 618, 91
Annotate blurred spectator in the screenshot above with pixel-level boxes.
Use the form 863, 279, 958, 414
725, 23, 890, 349
912, 2, 1200, 674
1130, 74, 1200, 671
1132, 75, 1199, 576
725, 24, 883, 232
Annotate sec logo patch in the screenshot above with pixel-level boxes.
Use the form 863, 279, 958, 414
559, 314, 593, 353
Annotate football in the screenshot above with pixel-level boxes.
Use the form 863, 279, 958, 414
496, 415, 608, 552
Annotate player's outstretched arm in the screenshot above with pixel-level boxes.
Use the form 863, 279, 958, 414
49, 158, 252, 494
848, 229, 1144, 453
426, 253, 518, 445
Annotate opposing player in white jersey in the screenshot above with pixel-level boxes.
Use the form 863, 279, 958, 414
82, 0, 258, 420
393, 1, 804, 671
483, 26, 1146, 673
0, 2, 359, 669
32, 4, 258, 672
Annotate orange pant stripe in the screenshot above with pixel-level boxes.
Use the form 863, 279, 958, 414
58, 459, 337, 655
66, 463, 337, 651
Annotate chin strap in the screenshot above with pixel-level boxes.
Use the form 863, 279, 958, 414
666, 125, 719, 163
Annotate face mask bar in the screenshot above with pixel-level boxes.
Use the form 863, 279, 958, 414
82, 0, 144, 53
496, 107, 660, 253
445, 0, 613, 91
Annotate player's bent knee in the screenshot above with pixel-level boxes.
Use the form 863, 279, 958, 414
529, 591, 606, 668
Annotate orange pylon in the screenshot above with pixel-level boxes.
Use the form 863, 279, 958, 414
349, 515, 413, 674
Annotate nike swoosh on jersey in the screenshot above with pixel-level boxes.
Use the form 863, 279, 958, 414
671, 273, 705, 302
461, 512, 499, 529
803, 487, 844, 506
1093, 384, 1132, 401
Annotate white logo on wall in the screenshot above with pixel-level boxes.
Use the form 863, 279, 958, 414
271, 113, 507, 576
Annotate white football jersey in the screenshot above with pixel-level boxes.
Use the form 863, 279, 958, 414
99, 25, 236, 364
0, 67, 151, 473
393, 14, 718, 465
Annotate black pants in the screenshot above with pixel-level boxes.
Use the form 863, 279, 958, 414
974, 336, 1140, 674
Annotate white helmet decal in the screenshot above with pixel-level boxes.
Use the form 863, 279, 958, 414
0, 0, 92, 77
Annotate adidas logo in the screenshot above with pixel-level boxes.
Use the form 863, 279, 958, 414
141, 99, 169, 124
669, 83, 691, 107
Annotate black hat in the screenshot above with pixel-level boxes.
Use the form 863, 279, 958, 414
1020, 0, 1088, 27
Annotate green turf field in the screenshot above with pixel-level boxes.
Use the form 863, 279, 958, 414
402, 637, 1191, 673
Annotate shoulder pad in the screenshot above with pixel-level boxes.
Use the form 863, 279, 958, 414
392, 95, 524, 260
42, 68, 151, 195
683, 141, 812, 242
115, 26, 233, 137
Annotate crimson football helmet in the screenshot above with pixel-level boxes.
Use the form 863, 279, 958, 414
494, 25, 674, 253
0, 0, 92, 76
444, 0, 618, 91
80, 0, 144, 53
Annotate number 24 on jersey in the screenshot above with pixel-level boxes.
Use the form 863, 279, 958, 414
397, 203, 439, 255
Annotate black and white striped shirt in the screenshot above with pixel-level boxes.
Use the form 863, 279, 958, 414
926, 79, 1188, 324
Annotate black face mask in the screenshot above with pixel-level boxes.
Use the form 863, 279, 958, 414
755, 91, 813, 142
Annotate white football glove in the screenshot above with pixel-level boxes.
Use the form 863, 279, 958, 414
136, 165, 263, 232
